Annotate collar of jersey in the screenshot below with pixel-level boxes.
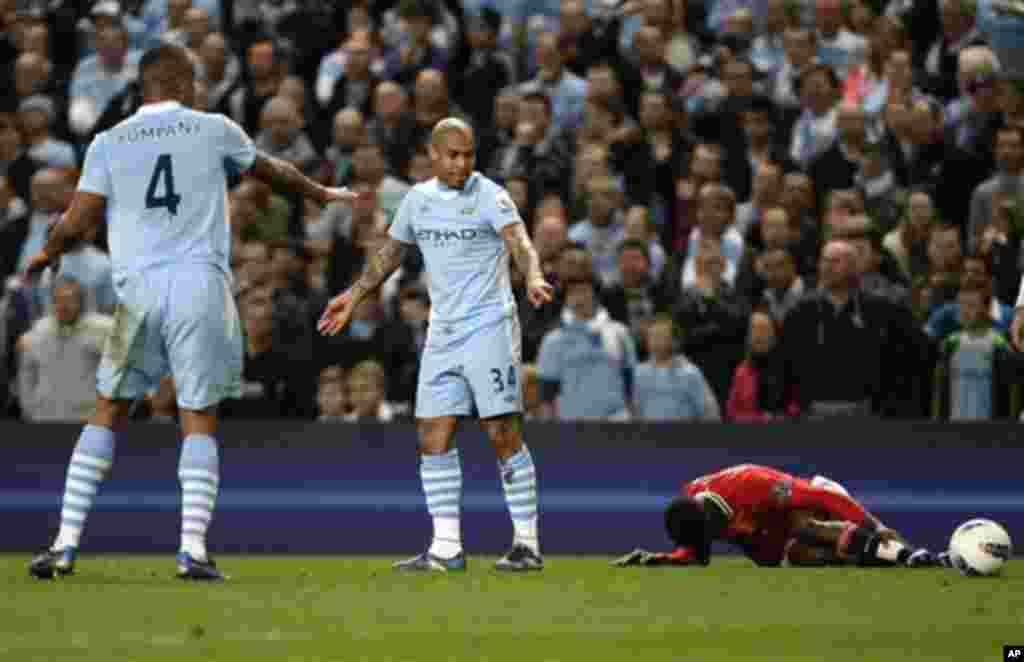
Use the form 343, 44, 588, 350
137, 101, 183, 115
433, 173, 478, 194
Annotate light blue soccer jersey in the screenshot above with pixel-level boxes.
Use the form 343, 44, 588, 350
535, 313, 637, 420
78, 101, 256, 279
388, 172, 520, 330
945, 329, 1006, 421
80, 101, 254, 410
633, 356, 719, 421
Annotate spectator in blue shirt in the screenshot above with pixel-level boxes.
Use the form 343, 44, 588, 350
79, 1, 155, 55
17, 96, 76, 170
815, 0, 868, 79
751, 0, 789, 77
39, 225, 115, 317
977, 0, 1024, 77
568, 174, 626, 288
140, 0, 222, 41
933, 285, 1021, 420
926, 253, 1013, 338
634, 316, 720, 420
67, 23, 141, 139
518, 32, 588, 133
537, 273, 638, 421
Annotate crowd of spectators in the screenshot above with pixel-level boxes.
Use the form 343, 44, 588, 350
3, 0, 1024, 423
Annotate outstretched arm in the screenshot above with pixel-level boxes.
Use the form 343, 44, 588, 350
501, 222, 553, 307
318, 237, 409, 336
248, 153, 354, 206
502, 222, 542, 281
350, 237, 409, 305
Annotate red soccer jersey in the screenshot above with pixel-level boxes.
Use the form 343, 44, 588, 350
683, 464, 871, 542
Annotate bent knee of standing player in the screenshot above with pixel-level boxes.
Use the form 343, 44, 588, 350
417, 416, 458, 454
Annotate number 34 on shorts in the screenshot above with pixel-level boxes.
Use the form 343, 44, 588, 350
490, 365, 517, 394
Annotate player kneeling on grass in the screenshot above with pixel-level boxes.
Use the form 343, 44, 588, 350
614, 464, 942, 568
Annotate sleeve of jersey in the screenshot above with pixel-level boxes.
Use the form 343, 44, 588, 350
488, 184, 523, 232
220, 115, 256, 174
387, 192, 416, 244
787, 477, 870, 525
77, 133, 111, 197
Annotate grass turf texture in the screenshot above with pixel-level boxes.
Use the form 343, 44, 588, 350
2, 556, 1022, 662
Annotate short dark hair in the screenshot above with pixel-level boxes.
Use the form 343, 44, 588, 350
139, 44, 195, 98
664, 496, 717, 565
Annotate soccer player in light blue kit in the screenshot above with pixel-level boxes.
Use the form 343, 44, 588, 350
320, 118, 554, 571
26, 45, 356, 581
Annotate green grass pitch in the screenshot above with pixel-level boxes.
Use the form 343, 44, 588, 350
3, 555, 1022, 662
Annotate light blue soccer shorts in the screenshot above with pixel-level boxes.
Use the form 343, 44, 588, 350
415, 313, 523, 419
97, 264, 243, 410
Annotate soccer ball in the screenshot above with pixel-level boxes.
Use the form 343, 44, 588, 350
948, 519, 1012, 576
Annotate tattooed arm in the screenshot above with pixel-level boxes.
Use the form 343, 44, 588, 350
501, 221, 553, 307
318, 236, 409, 336
350, 237, 409, 304
501, 221, 543, 284
248, 153, 354, 205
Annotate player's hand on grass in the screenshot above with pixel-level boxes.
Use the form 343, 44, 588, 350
612, 549, 658, 566
526, 275, 554, 308
318, 288, 358, 336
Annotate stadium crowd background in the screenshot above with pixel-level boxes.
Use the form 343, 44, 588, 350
2, 0, 1024, 423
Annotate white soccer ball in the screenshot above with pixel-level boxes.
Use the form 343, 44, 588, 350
948, 518, 1012, 576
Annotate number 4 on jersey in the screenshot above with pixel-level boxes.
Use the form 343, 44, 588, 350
145, 153, 182, 216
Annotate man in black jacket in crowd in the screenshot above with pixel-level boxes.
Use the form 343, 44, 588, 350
782, 240, 931, 418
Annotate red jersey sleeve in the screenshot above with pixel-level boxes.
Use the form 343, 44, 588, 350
686, 465, 872, 530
